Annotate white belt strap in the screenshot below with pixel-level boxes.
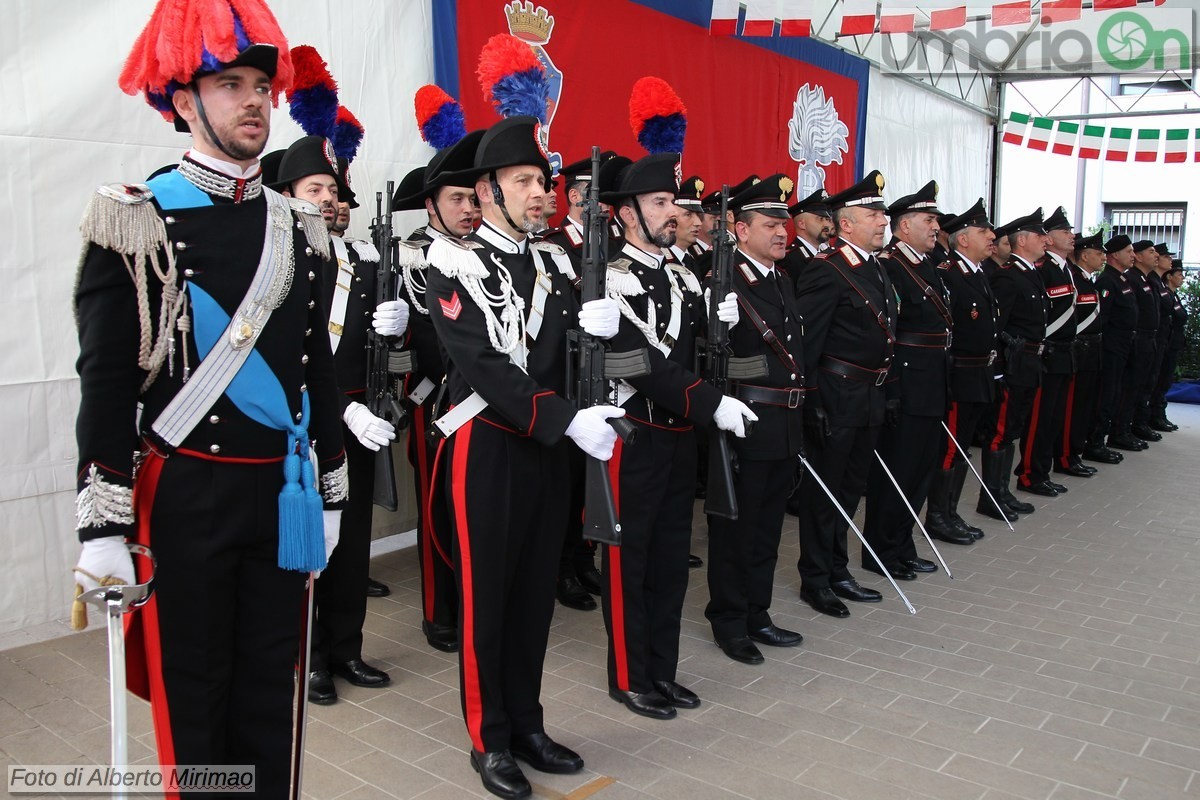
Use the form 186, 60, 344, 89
662, 267, 685, 348
1045, 303, 1076, 337
151, 189, 292, 447
328, 237, 354, 354
408, 377, 436, 407
1077, 306, 1099, 332
432, 391, 489, 438
526, 249, 555, 342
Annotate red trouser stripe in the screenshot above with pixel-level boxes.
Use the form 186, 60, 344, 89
606, 438, 630, 692
127, 451, 179, 798
413, 404, 436, 621
1061, 376, 1077, 468
941, 402, 960, 470
989, 388, 1010, 452
1019, 387, 1043, 486
450, 421, 484, 752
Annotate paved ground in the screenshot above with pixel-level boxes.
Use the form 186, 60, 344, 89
3, 404, 1199, 800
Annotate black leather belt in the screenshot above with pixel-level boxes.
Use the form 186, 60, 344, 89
896, 331, 951, 348
954, 352, 995, 367
736, 384, 805, 409
1021, 341, 1046, 355
820, 356, 889, 386
1076, 334, 1101, 343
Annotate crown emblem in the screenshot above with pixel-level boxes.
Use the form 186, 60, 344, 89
505, 1, 555, 45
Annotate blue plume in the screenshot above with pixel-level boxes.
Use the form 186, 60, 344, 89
638, 113, 687, 155
422, 105, 467, 150
492, 68, 549, 122
289, 85, 339, 139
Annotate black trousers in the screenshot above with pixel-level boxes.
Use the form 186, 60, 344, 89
560, 446, 597, 578
1117, 335, 1158, 431
939, 400, 990, 469
706, 455, 791, 642
1134, 336, 1167, 426
410, 403, 457, 629
988, 383, 1037, 452
1059, 368, 1099, 467
143, 452, 307, 799
864, 414, 941, 567
446, 420, 566, 753
797, 423, 880, 589
1151, 346, 1183, 414
313, 433, 372, 669
1091, 331, 1133, 443
1016, 371, 1069, 486
602, 425, 695, 692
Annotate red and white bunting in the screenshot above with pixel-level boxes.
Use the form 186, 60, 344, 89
1027, 117, 1054, 151
1053, 121, 1079, 155
840, 0, 877, 35
1078, 125, 1104, 160
992, 1, 1031, 26
1041, 0, 1082, 23
780, 0, 814, 35
1164, 129, 1189, 163
879, 1, 916, 34
710, 0, 740, 35
1106, 128, 1132, 162
1134, 129, 1160, 163
1002, 112, 1030, 145
742, 0, 777, 36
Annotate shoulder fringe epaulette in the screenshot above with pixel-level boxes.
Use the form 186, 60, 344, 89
349, 239, 380, 262
76, 183, 182, 392
428, 235, 488, 280
667, 263, 702, 295
531, 240, 566, 257
606, 258, 645, 297
530, 240, 578, 280
395, 239, 428, 269
286, 197, 332, 261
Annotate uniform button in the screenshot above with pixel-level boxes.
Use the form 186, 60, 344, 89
562, 310, 568, 316
305, 246, 314, 256
308, 271, 315, 281
790, 373, 796, 380
787, 334, 793, 341
184, 269, 195, 277
300, 384, 307, 393
296, 411, 303, 421
657, 303, 663, 308
308, 300, 316, 309
667, 418, 675, 424
208, 415, 220, 424
305, 328, 312, 336
355, 276, 362, 283
301, 354, 309, 364
364, 311, 370, 317
648, 285, 655, 290
209, 444, 220, 454
361, 293, 367, 299
164, 216, 176, 225
555, 290, 561, 296
174, 241, 188, 250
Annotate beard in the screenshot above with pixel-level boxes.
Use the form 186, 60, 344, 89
650, 225, 677, 249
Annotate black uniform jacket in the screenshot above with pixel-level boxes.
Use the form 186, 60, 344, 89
605, 242, 722, 431
723, 250, 806, 460
426, 220, 578, 445
778, 236, 820, 287
74, 177, 346, 542
796, 241, 898, 428
940, 252, 998, 404
1036, 253, 1077, 374
397, 225, 448, 394
1095, 266, 1139, 333
324, 236, 377, 414
879, 241, 951, 417
1125, 267, 1161, 334
990, 255, 1048, 387
1068, 262, 1103, 370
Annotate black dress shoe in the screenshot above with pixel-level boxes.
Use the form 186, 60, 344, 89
931, 526, 975, 545
365, 577, 391, 598
422, 620, 459, 653
901, 557, 937, 574
1070, 457, 1099, 475
716, 636, 766, 664
949, 513, 984, 539
577, 566, 603, 596
1047, 480, 1068, 493
652, 680, 701, 709
800, 586, 850, 618
609, 687, 677, 719
861, 561, 917, 581
1003, 495, 1035, 515
748, 623, 804, 647
556, 575, 596, 611
510, 732, 584, 774
308, 670, 336, 705
1017, 481, 1059, 497
977, 497, 1018, 522
470, 750, 531, 800
1109, 434, 1145, 451
332, 658, 391, 687
1132, 425, 1162, 442
830, 578, 882, 603
688, 553, 704, 568
1054, 463, 1094, 478
1083, 445, 1122, 464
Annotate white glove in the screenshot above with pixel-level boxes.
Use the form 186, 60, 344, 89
713, 396, 759, 439
323, 510, 341, 563
343, 402, 396, 451
565, 405, 627, 460
703, 290, 741, 328
74, 537, 135, 594
372, 300, 410, 338
578, 298, 620, 339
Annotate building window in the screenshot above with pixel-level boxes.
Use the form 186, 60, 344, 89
1112, 71, 1194, 96
1105, 204, 1185, 253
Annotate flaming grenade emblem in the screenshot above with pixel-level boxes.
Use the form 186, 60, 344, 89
788, 84, 849, 198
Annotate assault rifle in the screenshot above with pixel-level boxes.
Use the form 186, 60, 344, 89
368, 182, 415, 512
566, 147, 651, 546
698, 186, 767, 520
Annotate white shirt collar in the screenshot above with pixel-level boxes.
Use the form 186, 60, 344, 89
668, 244, 688, 263
694, 239, 712, 253
1047, 251, 1067, 267
622, 241, 665, 269
186, 148, 260, 180
956, 253, 982, 273
567, 216, 584, 235
796, 236, 820, 256
477, 219, 527, 254
842, 239, 874, 262
1013, 254, 1037, 271
738, 249, 776, 278
896, 240, 926, 263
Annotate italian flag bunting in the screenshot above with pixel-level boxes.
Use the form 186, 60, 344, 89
1134, 129, 1160, 162
1164, 129, 1188, 163
1079, 125, 1104, 159
1003, 112, 1030, 145
1053, 121, 1079, 155
1027, 117, 1054, 151
1106, 127, 1132, 162
1196, 129, 1200, 162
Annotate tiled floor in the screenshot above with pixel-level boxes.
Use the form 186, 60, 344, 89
4, 405, 1200, 800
